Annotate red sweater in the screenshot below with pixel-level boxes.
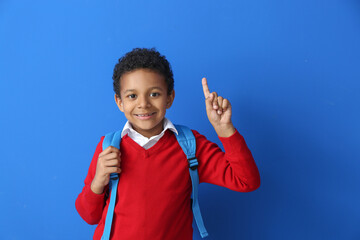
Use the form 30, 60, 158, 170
75, 129, 260, 240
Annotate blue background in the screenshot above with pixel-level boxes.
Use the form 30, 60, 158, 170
1, 0, 360, 239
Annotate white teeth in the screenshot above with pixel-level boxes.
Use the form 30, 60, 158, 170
136, 113, 154, 117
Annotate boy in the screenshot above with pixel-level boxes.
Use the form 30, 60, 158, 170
75, 48, 260, 240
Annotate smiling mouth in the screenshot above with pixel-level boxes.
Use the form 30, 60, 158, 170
134, 112, 156, 119
135, 112, 156, 117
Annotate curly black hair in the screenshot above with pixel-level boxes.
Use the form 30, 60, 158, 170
112, 48, 174, 97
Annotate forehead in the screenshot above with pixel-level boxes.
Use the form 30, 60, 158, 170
120, 69, 166, 91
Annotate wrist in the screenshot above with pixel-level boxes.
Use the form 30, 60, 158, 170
91, 180, 105, 195
213, 123, 236, 138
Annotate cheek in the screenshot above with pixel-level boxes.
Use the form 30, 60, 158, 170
155, 99, 168, 109
119, 101, 129, 112
123, 104, 132, 112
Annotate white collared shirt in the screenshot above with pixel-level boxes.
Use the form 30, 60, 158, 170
121, 118, 178, 149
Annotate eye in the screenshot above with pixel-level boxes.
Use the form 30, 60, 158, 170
150, 92, 160, 97
127, 94, 136, 99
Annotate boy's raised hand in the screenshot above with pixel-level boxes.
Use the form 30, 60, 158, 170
91, 146, 122, 194
202, 77, 236, 138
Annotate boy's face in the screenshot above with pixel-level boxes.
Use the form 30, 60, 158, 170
115, 69, 175, 138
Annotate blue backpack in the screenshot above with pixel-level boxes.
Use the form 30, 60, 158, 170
100, 124, 209, 240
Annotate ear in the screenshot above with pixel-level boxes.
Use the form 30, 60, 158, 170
166, 90, 175, 109
114, 94, 124, 112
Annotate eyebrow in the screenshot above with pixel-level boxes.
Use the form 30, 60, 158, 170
122, 87, 164, 94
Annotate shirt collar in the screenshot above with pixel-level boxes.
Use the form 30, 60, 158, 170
121, 118, 178, 138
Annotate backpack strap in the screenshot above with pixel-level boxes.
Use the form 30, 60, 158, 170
101, 131, 122, 240
174, 124, 209, 238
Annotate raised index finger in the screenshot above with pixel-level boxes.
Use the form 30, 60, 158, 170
202, 77, 211, 98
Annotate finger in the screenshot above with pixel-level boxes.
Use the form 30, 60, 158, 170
101, 152, 119, 161
205, 92, 214, 113
217, 96, 224, 114
106, 166, 122, 174
104, 159, 121, 167
108, 146, 120, 153
222, 98, 229, 111
99, 146, 119, 157
202, 77, 211, 99
211, 92, 219, 110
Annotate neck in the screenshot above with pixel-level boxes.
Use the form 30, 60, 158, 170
131, 120, 165, 138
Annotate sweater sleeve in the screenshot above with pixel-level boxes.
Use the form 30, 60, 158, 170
75, 136, 107, 225
194, 129, 260, 192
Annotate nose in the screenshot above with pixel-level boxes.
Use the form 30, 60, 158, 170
137, 95, 151, 109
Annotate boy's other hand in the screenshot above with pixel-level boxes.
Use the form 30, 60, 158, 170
91, 146, 122, 194
202, 77, 236, 138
